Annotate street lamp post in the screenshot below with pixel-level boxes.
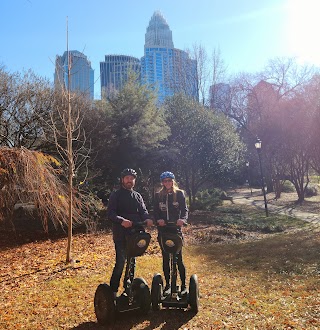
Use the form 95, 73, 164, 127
255, 138, 269, 217
246, 161, 252, 195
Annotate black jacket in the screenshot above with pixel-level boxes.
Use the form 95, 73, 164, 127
107, 187, 150, 241
153, 190, 188, 234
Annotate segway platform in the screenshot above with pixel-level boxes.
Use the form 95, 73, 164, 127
151, 226, 199, 313
94, 223, 151, 326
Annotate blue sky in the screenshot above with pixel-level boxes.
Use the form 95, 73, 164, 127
1, 0, 319, 99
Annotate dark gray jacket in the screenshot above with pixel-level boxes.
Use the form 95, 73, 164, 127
107, 187, 150, 241
153, 190, 188, 234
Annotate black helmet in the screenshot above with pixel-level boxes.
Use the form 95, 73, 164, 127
121, 168, 137, 178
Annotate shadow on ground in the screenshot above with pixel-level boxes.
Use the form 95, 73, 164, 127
71, 309, 196, 330
191, 229, 320, 275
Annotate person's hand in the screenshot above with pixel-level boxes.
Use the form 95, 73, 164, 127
157, 219, 166, 226
145, 219, 154, 227
121, 219, 132, 228
177, 219, 186, 227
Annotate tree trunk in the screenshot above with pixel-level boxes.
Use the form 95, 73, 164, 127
65, 23, 74, 263
273, 176, 284, 200
295, 185, 305, 204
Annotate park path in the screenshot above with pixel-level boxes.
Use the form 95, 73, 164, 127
229, 187, 320, 225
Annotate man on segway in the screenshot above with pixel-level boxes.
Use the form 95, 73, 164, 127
107, 168, 153, 299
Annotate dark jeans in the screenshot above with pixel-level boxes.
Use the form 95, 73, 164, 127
110, 240, 128, 293
159, 241, 186, 287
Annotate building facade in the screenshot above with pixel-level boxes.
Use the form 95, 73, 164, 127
141, 11, 198, 103
100, 55, 141, 99
54, 50, 94, 99
210, 83, 231, 111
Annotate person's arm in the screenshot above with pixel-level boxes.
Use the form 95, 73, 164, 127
136, 192, 149, 220
154, 192, 166, 226
177, 190, 188, 226
106, 191, 126, 224
135, 192, 153, 226
153, 193, 160, 221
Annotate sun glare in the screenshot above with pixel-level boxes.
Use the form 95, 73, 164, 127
286, 0, 320, 66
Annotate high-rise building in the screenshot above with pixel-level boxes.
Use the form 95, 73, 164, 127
141, 11, 198, 103
100, 55, 141, 99
249, 80, 279, 108
210, 83, 231, 111
54, 50, 94, 99
172, 48, 198, 99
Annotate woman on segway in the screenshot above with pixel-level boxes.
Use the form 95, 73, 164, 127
153, 171, 188, 295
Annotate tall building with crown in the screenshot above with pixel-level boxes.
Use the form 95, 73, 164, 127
54, 50, 94, 99
141, 11, 198, 103
100, 55, 141, 99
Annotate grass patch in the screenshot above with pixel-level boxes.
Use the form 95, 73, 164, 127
1, 204, 319, 329
192, 204, 307, 233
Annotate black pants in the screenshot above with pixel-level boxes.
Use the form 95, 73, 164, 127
110, 240, 129, 293
159, 238, 186, 287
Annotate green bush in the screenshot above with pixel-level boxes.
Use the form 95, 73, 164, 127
192, 188, 222, 211
213, 215, 285, 233
282, 181, 295, 193
305, 184, 319, 197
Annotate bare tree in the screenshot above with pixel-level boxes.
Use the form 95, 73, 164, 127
182, 43, 210, 105
303, 74, 320, 174
173, 44, 229, 107
246, 59, 316, 201
260, 57, 315, 99
209, 47, 229, 109
214, 58, 316, 200
0, 68, 53, 148
48, 19, 92, 263
217, 72, 259, 131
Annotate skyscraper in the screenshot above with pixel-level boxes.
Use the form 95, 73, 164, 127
210, 83, 231, 111
141, 11, 198, 103
100, 55, 141, 99
54, 50, 94, 99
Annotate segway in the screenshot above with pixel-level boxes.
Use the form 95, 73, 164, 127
151, 223, 199, 313
94, 222, 152, 326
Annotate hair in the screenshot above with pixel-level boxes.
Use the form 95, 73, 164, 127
158, 179, 183, 201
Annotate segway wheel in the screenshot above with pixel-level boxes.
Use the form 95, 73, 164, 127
132, 277, 151, 315
94, 283, 116, 325
151, 273, 163, 311
189, 274, 199, 313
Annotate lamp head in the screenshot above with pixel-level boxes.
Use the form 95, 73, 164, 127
255, 138, 262, 150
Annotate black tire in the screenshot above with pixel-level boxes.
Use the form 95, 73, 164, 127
189, 274, 199, 313
94, 283, 116, 325
151, 273, 163, 311
132, 277, 151, 315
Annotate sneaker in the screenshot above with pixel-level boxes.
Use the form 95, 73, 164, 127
180, 285, 187, 295
164, 284, 171, 295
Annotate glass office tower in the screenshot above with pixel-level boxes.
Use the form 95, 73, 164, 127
141, 11, 198, 103
100, 55, 141, 99
54, 50, 94, 99
210, 83, 231, 111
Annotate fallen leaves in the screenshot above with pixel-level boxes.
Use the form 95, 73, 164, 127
0, 212, 320, 329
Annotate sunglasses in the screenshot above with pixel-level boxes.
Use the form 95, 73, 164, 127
162, 179, 173, 183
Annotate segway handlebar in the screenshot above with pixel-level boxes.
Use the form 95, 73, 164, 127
157, 220, 188, 228
131, 220, 150, 227
126, 220, 152, 233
